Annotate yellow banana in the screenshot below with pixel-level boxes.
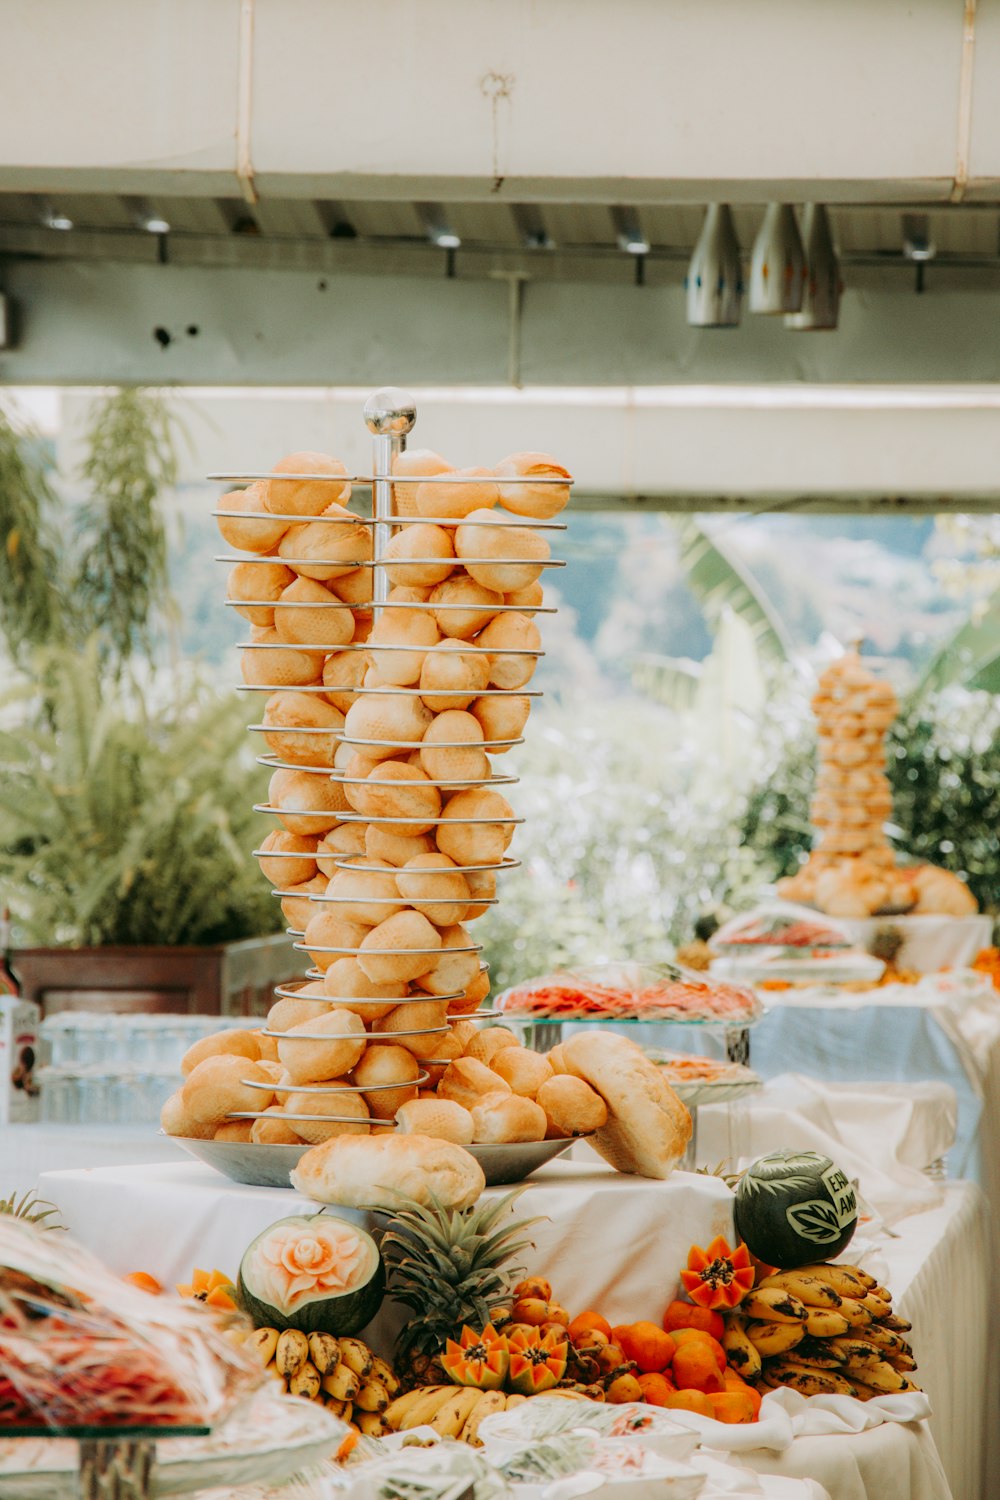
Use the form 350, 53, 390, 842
385, 1386, 434, 1430
721, 1314, 763, 1377
837, 1297, 874, 1329
248, 1327, 280, 1365
746, 1320, 805, 1358
308, 1332, 341, 1376
275, 1329, 310, 1379
766, 1361, 855, 1397
429, 1387, 484, 1437
504, 1394, 528, 1409
462, 1390, 508, 1446
289, 1360, 321, 1400
859, 1292, 890, 1317
322, 1361, 361, 1402
371, 1355, 401, 1397
324, 1396, 348, 1418
355, 1377, 391, 1413
356, 1410, 389, 1437
341, 1403, 354, 1426
790, 1336, 846, 1369
804, 1308, 851, 1339
758, 1273, 843, 1309
265, 1356, 284, 1384
742, 1288, 808, 1325
338, 1338, 375, 1379
860, 1324, 910, 1355
882, 1314, 911, 1333
829, 1338, 884, 1368
793, 1263, 872, 1296
886, 1352, 918, 1373
399, 1386, 456, 1430
850, 1360, 913, 1394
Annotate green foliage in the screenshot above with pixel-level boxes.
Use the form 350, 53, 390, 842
0, 644, 282, 947
0, 401, 68, 655
0, 1191, 65, 1231
74, 389, 179, 669
914, 591, 1000, 698
676, 519, 791, 664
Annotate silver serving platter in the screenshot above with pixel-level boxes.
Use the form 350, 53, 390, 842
169, 1133, 581, 1190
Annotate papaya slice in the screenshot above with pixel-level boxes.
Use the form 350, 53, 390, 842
506, 1326, 569, 1396
680, 1236, 755, 1310
441, 1323, 510, 1391
205, 1284, 238, 1310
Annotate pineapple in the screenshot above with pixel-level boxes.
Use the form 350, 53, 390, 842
379, 1190, 539, 1389
871, 923, 904, 974
0, 1191, 65, 1231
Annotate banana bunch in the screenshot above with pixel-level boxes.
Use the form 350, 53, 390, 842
385, 1385, 588, 1446
234, 1327, 399, 1436
726, 1263, 920, 1403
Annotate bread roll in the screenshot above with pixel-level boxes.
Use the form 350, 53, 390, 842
455, 509, 550, 594
252, 1056, 284, 1083
419, 711, 490, 785
277, 1009, 367, 1085
448, 968, 491, 1015
343, 693, 433, 762
436, 788, 514, 866
160, 1089, 215, 1139
302, 910, 371, 971
557, 1032, 691, 1178
357, 911, 442, 984
321, 956, 404, 1020
430, 577, 504, 639
266, 452, 351, 517
490, 1046, 553, 1098
395, 1097, 475, 1145
504, 580, 544, 616
216, 483, 289, 553
242, 632, 323, 690
365, 825, 437, 868
471, 693, 530, 753
346, 761, 442, 833
322, 649, 369, 714
438, 1056, 511, 1110
280, 874, 328, 932
494, 452, 571, 520
278, 504, 372, 583
536, 1074, 608, 1138
383, 523, 456, 588
330, 566, 374, 611
270, 767, 349, 836
396, 853, 470, 926
353, 1043, 420, 1118
262, 692, 343, 768
214, 1120, 255, 1143
257, 829, 319, 887
181, 1056, 274, 1129
285, 1085, 371, 1145
228, 560, 296, 626
254, 1030, 281, 1063
476, 611, 541, 691
464, 868, 497, 921
392, 449, 453, 517
251, 1107, 302, 1145
316, 823, 369, 877
274, 576, 355, 649
470, 1091, 546, 1144
290, 1131, 484, 1211
415, 467, 499, 521
181, 1028, 262, 1076
416, 923, 479, 997
379, 997, 449, 1060
326, 859, 404, 925
268, 989, 331, 1033
420, 640, 491, 712
464, 1027, 520, 1065
367, 601, 442, 686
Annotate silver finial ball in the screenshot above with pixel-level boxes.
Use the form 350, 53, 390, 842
364, 387, 417, 437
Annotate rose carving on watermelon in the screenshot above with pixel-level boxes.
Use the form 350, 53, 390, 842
506, 1325, 569, 1395
680, 1235, 755, 1310
441, 1324, 510, 1391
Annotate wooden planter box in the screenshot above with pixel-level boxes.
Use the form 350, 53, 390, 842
15, 935, 300, 1019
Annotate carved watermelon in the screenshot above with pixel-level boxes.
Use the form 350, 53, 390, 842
733, 1151, 857, 1270
237, 1213, 383, 1335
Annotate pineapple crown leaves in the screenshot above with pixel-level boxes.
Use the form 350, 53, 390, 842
0, 1191, 65, 1231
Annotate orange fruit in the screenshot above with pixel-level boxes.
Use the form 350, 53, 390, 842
662, 1301, 725, 1341
615, 1321, 676, 1374
671, 1343, 726, 1395
708, 1389, 757, 1424
637, 1371, 675, 1407
669, 1329, 726, 1372
724, 1370, 762, 1418
568, 1311, 613, 1344
665, 1389, 714, 1418
124, 1272, 162, 1295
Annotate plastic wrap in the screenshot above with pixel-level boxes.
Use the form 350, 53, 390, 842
496, 960, 761, 1025
0, 1217, 263, 1433
710, 904, 852, 954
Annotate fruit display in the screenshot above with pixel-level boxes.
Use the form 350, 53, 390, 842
497, 959, 761, 1024
731, 1263, 921, 1403
233, 1323, 399, 1437
733, 1151, 859, 1269
777, 649, 978, 918
160, 425, 574, 1161
236, 1214, 384, 1334
712, 908, 852, 952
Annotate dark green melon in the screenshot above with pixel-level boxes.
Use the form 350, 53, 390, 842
237, 1213, 384, 1334
734, 1151, 857, 1270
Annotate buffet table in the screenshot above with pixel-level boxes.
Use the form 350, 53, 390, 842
39, 1157, 971, 1500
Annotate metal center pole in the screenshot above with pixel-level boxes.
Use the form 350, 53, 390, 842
363, 387, 417, 622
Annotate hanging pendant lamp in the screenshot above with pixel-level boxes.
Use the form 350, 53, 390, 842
749, 203, 805, 314
786, 205, 841, 330
685, 204, 743, 327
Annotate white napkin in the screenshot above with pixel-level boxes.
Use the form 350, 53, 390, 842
662, 1386, 931, 1454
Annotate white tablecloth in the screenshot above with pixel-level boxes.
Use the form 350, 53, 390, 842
0, 1122, 186, 1199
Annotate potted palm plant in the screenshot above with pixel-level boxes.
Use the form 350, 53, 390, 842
0, 390, 295, 1017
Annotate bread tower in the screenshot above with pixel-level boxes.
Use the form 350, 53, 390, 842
213, 389, 571, 1141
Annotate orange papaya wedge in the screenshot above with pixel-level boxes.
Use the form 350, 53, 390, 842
680, 1236, 755, 1310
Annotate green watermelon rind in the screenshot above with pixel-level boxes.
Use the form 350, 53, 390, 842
236, 1214, 385, 1336
733, 1151, 857, 1271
